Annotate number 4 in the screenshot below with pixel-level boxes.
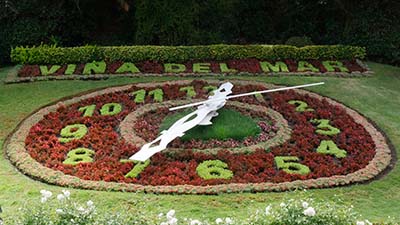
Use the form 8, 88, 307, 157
316, 140, 347, 158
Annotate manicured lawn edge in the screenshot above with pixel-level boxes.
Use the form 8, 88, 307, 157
4, 80, 394, 194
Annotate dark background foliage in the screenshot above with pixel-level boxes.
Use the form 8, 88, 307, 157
0, 0, 399, 65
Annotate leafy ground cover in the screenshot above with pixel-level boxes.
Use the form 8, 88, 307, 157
0, 62, 399, 223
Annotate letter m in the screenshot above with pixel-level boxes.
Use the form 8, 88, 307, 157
260, 61, 289, 72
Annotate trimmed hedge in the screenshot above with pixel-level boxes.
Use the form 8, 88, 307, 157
11, 44, 366, 65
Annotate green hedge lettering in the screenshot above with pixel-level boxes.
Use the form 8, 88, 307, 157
288, 100, 314, 112
63, 148, 95, 165
65, 64, 77, 75
100, 103, 122, 116
316, 140, 347, 158
115, 62, 140, 73
260, 61, 289, 72
59, 124, 88, 143
219, 63, 237, 73
311, 119, 340, 136
79, 104, 96, 117
196, 160, 234, 180
322, 61, 349, 72
82, 61, 106, 75
297, 61, 319, 72
275, 156, 310, 175
180, 86, 196, 98
203, 85, 217, 94
148, 89, 163, 102
40, 65, 61, 76
120, 159, 151, 178
193, 63, 211, 73
164, 63, 186, 73
131, 89, 146, 103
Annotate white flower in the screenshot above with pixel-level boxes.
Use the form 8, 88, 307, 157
190, 219, 202, 225
168, 217, 178, 225
303, 207, 316, 217
280, 202, 285, 207
40, 190, 52, 199
158, 213, 164, 218
302, 201, 309, 208
57, 194, 65, 201
40, 197, 48, 203
56, 209, 63, 214
77, 206, 85, 212
265, 205, 272, 215
166, 210, 176, 219
62, 190, 70, 198
225, 217, 233, 224
365, 220, 372, 225
40, 190, 52, 203
215, 218, 223, 224
87, 200, 94, 208
356, 221, 365, 225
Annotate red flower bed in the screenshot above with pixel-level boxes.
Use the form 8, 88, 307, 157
23, 80, 376, 188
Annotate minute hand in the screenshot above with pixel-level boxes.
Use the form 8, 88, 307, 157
169, 82, 324, 111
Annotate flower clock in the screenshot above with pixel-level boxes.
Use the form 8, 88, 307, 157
5, 80, 393, 194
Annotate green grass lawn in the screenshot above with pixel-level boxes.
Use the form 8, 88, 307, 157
160, 108, 261, 141
0, 62, 399, 223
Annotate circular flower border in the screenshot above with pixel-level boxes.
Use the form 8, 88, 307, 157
4, 80, 394, 194
120, 100, 291, 155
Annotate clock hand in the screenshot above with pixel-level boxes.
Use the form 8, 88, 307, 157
129, 82, 234, 161
169, 82, 324, 111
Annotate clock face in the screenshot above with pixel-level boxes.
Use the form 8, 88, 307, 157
5, 80, 392, 194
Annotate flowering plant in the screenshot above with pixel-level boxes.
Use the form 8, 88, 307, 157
14, 190, 157, 225
246, 196, 371, 225
9, 190, 397, 225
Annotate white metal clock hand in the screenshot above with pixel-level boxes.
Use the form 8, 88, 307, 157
130, 81, 324, 161
169, 82, 324, 111
129, 82, 234, 161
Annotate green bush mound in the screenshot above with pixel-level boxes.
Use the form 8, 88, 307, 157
159, 108, 261, 141
11, 44, 366, 65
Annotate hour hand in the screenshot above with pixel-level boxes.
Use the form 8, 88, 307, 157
198, 111, 218, 125
129, 142, 164, 161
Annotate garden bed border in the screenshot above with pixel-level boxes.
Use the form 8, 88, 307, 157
4, 80, 393, 194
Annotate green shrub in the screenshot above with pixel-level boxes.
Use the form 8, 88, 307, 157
11, 44, 366, 65
246, 197, 365, 225
1, 1, 398, 66
8, 189, 388, 225
13, 190, 158, 225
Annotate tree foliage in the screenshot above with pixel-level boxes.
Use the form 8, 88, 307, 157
0, 0, 399, 65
